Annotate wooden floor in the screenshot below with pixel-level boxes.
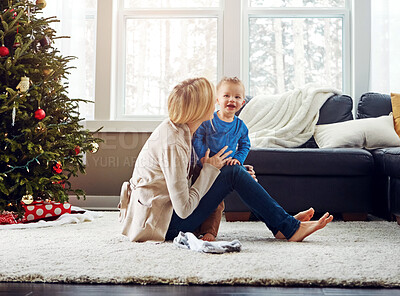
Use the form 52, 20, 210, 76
1, 283, 400, 296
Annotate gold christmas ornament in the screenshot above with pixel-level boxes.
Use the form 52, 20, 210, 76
22, 194, 34, 204
36, 0, 46, 9
89, 142, 99, 153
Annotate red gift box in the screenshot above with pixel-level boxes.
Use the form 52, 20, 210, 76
22, 201, 71, 223
0, 212, 18, 225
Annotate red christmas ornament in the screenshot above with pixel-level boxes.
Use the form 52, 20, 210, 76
0, 46, 9, 57
74, 146, 81, 155
34, 108, 46, 120
52, 161, 62, 174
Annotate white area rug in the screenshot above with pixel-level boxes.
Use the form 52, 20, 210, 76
1, 212, 399, 287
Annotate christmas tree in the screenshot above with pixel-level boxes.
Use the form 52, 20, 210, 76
0, 0, 102, 215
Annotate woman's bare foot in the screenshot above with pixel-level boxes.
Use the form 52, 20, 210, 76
275, 208, 315, 239
294, 207, 315, 222
288, 212, 334, 242
201, 233, 216, 241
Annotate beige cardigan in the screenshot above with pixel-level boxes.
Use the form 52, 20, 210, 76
119, 119, 220, 242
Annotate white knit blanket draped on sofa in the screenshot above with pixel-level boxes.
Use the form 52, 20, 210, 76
239, 84, 341, 148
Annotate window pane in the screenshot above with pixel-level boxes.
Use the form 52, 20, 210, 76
125, 18, 218, 116
42, 1, 97, 120
124, 0, 219, 9
249, 0, 345, 8
86, 0, 97, 10
249, 17, 342, 96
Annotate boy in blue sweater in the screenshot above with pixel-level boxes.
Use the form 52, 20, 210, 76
193, 77, 250, 166
193, 77, 251, 241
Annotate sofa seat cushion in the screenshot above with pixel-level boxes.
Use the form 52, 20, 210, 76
371, 148, 400, 177
245, 148, 374, 176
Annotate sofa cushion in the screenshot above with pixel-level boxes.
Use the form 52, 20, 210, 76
245, 148, 374, 176
371, 147, 400, 177
357, 92, 392, 119
317, 94, 353, 124
314, 114, 400, 149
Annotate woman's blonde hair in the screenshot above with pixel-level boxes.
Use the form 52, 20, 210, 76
168, 77, 215, 124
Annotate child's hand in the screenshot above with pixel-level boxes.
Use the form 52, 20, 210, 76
201, 146, 232, 170
244, 164, 258, 182
227, 158, 241, 166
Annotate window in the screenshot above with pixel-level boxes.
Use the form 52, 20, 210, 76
244, 0, 349, 96
117, 0, 221, 118
90, 0, 359, 131
369, 0, 400, 93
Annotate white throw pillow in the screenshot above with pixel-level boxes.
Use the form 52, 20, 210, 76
314, 114, 400, 149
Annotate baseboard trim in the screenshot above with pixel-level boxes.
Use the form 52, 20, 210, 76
68, 195, 119, 211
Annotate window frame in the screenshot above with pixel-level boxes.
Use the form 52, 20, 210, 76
86, 0, 370, 132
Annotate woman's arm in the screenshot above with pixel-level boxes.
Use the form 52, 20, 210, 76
161, 145, 232, 219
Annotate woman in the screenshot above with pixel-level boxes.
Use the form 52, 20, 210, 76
119, 77, 333, 242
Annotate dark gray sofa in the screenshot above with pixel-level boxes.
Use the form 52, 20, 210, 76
224, 92, 400, 223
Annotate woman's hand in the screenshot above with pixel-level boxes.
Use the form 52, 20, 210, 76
244, 164, 258, 182
201, 146, 232, 170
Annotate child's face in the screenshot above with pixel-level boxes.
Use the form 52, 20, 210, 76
217, 82, 245, 117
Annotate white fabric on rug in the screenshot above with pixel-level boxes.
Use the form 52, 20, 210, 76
0, 206, 102, 230
173, 231, 241, 253
239, 84, 340, 148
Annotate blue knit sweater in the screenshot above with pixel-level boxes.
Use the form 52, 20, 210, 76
193, 111, 251, 165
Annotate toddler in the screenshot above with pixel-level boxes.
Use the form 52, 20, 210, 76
194, 77, 251, 241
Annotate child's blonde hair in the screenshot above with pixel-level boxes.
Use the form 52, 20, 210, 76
168, 77, 215, 124
216, 76, 245, 97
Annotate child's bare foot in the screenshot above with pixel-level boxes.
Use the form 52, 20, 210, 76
275, 208, 315, 239
288, 212, 334, 242
201, 233, 216, 241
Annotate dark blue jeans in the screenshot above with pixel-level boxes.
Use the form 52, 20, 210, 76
166, 165, 300, 240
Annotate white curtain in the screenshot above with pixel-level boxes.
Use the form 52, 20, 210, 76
41, 1, 97, 120
369, 0, 400, 93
